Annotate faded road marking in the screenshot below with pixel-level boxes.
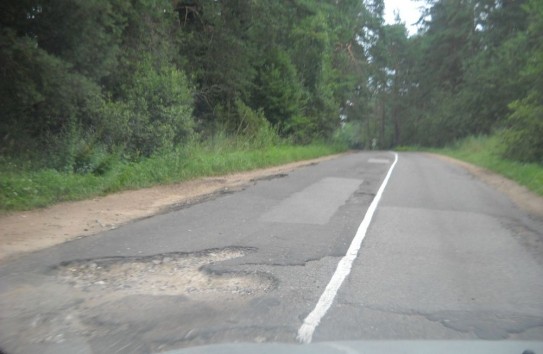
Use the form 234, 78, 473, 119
297, 152, 398, 343
368, 158, 390, 164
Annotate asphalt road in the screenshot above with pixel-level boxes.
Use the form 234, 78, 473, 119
1, 152, 542, 354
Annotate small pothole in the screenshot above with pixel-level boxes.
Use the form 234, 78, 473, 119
55, 247, 274, 297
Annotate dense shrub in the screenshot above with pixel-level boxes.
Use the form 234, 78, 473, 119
502, 94, 543, 163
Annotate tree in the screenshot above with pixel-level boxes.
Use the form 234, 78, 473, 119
253, 49, 306, 129
501, 0, 543, 163
0, 0, 195, 170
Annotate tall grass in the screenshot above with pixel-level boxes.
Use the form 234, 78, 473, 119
0, 138, 346, 211
428, 135, 543, 196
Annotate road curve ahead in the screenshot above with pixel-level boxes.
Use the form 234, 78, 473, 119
0, 152, 542, 354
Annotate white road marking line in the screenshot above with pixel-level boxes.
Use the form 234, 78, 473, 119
296, 152, 399, 344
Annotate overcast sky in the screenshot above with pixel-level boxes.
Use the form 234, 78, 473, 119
383, 0, 424, 35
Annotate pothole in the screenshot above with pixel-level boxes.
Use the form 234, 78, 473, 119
55, 247, 275, 297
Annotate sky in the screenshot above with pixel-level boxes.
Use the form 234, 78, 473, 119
383, 0, 424, 35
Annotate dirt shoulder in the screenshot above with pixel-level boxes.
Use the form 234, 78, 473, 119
0, 154, 343, 262
429, 153, 543, 218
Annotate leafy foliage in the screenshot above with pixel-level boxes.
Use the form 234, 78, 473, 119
253, 49, 306, 129
0, 0, 193, 171
502, 94, 543, 163
501, 0, 543, 163
2, 0, 540, 191
360, 0, 542, 164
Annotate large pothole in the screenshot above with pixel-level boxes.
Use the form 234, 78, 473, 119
55, 247, 275, 297
0, 248, 277, 349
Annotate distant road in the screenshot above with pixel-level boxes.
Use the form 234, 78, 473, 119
1, 152, 542, 354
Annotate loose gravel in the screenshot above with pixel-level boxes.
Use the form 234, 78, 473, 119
55, 248, 274, 297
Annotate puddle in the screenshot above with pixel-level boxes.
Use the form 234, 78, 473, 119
55, 247, 275, 297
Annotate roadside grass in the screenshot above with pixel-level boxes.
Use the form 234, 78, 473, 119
421, 135, 543, 196
0, 141, 346, 211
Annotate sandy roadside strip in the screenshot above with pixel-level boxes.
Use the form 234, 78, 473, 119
429, 153, 543, 218
0, 154, 345, 262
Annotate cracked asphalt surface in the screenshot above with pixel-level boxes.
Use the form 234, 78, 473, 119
1, 151, 542, 353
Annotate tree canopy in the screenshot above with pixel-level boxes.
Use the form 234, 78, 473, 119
1, 0, 541, 171
356, 0, 541, 163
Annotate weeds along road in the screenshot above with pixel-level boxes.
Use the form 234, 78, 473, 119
1, 152, 542, 353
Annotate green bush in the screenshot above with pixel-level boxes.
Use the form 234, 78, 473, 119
0, 29, 104, 157
120, 57, 195, 157
502, 93, 543, 164
284, 115, 319, 144
253, 49, 307, 128
333, 122, 366, 149
232, 99, 280, 148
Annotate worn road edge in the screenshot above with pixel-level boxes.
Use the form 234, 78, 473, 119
0, 152, 350, 263
428, 152, 543, 219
